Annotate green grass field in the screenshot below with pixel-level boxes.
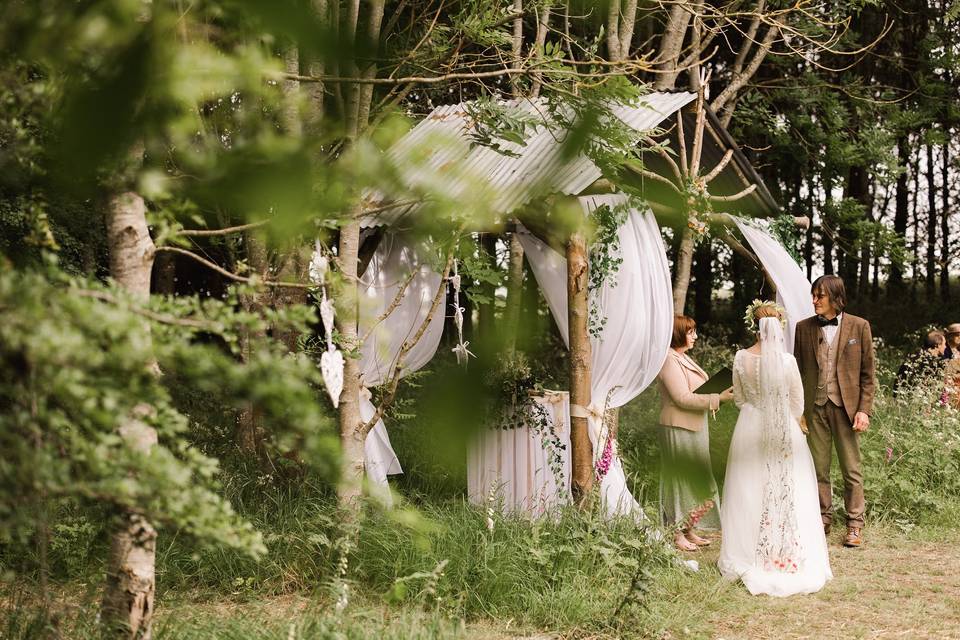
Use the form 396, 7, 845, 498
4, 346, 960, 639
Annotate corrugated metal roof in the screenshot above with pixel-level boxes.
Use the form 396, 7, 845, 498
361, 91, 698, 227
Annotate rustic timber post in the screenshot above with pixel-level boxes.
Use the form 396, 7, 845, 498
566, 230, 594, 504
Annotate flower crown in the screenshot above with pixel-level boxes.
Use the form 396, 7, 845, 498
743, 299, 787, 331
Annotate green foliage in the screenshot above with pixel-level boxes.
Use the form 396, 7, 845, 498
453, 235, 502, 306
767, 215, 803, 265
587, 200, 630, 338
0, 264, 338, 570
862, 361, 960, 526
463, 98, 542, 157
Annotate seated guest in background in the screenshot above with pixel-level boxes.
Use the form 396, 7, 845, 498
657, 314, 734, 552
944, 325, 960, 408
944, 324, 960, 360
894, 331, 946, 398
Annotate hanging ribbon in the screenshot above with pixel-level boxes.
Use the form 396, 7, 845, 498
449, 258, 474, 366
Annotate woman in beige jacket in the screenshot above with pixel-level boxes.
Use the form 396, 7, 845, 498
657, 315, 734, 551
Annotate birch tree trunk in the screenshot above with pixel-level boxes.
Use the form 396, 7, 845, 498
567, 232, 593, 504
672, 225, 695, 314
336, 214, 365, 506
101, 190, 158, 640
510, 0, 523, 96
530, 3, 553, 98
653, 5, 692, 91
336, 0, 387, 508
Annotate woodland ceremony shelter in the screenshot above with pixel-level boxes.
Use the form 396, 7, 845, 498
333, 88, 813, 515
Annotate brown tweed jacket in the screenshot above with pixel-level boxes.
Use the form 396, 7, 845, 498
793, 312, 877, 422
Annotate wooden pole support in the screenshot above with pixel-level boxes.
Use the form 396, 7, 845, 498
566, 230, 594, 505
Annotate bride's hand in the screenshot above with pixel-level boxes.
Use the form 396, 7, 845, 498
798, 416, 809, 434
719, 387, 735, 403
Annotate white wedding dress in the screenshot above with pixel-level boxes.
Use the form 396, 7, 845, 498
718, 318, 832, 597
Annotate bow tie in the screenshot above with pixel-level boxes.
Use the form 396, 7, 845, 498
816, 316, 839, 327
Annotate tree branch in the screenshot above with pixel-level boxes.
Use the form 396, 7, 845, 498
711, 23, 777, 114
702, 148, 734, 184
641, 135, 684, 183
708, 183, 757, 202
177, 221, 269, 237
623, 162, 682, 194
155, 246, 313, 289
356, 249, 456, 439
358, 266, 420, 344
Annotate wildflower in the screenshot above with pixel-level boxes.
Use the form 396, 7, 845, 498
885, 447, 894, 463
595, 436, 613, 479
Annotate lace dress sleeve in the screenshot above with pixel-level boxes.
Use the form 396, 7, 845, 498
732, 351, 745, 409
786, 354, 805, 419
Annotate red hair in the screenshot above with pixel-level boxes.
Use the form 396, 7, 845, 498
671, 315, 696, 349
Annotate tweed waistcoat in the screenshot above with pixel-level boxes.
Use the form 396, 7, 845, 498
815, 328, 843, 407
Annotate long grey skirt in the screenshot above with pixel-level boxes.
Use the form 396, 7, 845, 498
658, 419, 721, 530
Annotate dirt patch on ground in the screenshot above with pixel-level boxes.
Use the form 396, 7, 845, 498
701, 529, 960, 640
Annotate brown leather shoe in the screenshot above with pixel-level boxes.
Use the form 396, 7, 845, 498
823, 522, 831, 536
844, 527, 863, 547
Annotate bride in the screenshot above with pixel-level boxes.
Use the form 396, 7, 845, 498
718, 301, 832, 597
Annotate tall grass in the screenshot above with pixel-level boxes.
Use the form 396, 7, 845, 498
6, 333, 960, 639
3, 493, 675, 638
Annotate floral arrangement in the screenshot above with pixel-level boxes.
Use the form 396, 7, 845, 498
742, 299, 788, 332
483, 349, 567, 489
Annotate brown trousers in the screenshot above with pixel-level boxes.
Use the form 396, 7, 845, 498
807, 402, 865, 528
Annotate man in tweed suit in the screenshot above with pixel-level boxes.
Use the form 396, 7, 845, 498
794, 275, 876, 547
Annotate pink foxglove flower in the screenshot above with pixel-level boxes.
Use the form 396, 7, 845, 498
595, 437, 613, 479
682, 499, 715, 531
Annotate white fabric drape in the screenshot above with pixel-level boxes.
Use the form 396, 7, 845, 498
517, 194, 674, 519
467, 391, 571, 518
359, 234, 446, 505
734, 219, 814, 352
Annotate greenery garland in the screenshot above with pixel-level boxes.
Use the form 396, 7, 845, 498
766, 214, 804, 266
587, 201, 629, 338
484, 350, 567, 489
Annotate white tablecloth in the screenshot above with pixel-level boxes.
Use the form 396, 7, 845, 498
467, 390, 571, 518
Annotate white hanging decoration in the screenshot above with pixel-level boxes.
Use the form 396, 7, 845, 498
308, 240, 329, 286
311, 241, 345, 408
319, 289, 343, 407
449, 259, 474, 366
319, 295, 336, 345
320, 347, 345, 408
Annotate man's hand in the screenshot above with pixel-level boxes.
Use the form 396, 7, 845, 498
853, 411, 870, 432
798, 415, 809, 434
